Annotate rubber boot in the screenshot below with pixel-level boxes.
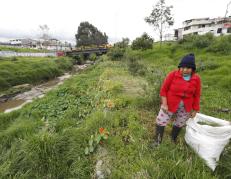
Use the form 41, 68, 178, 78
171, 125, 182, 143
156, 125, 165, 144
150, 124, 165, 148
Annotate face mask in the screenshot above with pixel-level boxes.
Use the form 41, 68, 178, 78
183, 74, 191, 81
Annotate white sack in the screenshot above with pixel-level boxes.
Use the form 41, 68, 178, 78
185, 113, 231, 171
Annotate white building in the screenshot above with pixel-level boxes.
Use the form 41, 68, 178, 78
7, 38, 71, 51
10, 38, 37, 47
174, 17, 231, 40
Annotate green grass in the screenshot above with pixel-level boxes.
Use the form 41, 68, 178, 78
132, 43, 231, 120
0, 56, 74, 91
0, 42, 230, 178
0, 46, 50, 52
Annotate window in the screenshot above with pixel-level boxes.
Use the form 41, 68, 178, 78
184, 26, 191, 31
217, 28, 222, 33
227, 28, 231, 33
174, 30, 178, 37
199, 24, 205, 28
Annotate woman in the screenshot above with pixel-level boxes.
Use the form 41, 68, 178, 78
155, 53, 201, 145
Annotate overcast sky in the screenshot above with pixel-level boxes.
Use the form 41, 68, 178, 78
0, 0, 231, 44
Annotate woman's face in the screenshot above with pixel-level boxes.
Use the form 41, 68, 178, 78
180, 67, 193, 76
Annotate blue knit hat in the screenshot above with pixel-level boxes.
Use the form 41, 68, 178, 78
178, 53, 196, 71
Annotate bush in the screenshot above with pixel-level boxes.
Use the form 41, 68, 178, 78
107, 47, 125, 61
193, 33, 214, 48
89, 53, 97, 61
131, 33, 153, 50
114, 38, 130, 49
178, 33, 215, 49
207, 35, 231, 54
178, 33, 231, 54
196, 60, 220, 72
73, 54, 84, 64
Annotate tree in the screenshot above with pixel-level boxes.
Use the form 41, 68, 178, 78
39, 24, 50, 40
75, 22, 108, 47
114, 38, 130, 48
131, 33, 153, 50
145, 0, 174, 46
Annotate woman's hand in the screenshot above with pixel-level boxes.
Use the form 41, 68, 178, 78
161, 104, 168, 113
161, 96, 168, 113
190, 110, 197, 118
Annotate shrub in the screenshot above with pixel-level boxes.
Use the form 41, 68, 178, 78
207, 35, 231, 54
178, 33, 215, 49
131, 33, 153, 50
114, 38, 130, 49
89, 53, 97, 61
178, 33, 231, 54
73, 54, 84, 64
196, 60, 220, 72
193, 33, 214, 48
107, 47, 125, 61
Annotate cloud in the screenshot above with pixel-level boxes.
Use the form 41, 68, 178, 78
0, 0, 230, 44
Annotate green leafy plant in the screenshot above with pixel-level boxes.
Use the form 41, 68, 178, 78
85, 127, 109, 155
107, 47, 125, 61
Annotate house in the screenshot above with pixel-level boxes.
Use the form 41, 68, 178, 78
6, 38, 72, 51
174, 17, 231, 40
9, 38, 37, 47
36, 38, 71, 51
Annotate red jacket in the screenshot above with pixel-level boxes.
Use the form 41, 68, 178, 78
160, 70, 201, 113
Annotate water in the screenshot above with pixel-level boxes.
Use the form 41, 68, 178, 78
0, 64, 90, 113
0, 99, 25, 112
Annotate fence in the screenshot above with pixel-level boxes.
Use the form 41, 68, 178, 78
0, 51, 57, 57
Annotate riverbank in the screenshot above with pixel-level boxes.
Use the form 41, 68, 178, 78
0, 44, 230, 178
0, 56, 74, 90
0, 64, 91, 113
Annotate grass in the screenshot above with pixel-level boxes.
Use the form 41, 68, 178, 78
0, 42, 230, 178
0, 46, 50, 52
0, 56, 74, 91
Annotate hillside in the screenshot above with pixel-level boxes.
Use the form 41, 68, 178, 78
0, 41, 230, 178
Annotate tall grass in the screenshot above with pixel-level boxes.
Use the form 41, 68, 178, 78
128, 41, 231, 178
0, 46, 50, 52
0, 64, 102, 178
0, 57, 74, 90
0, 37, 230, 178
